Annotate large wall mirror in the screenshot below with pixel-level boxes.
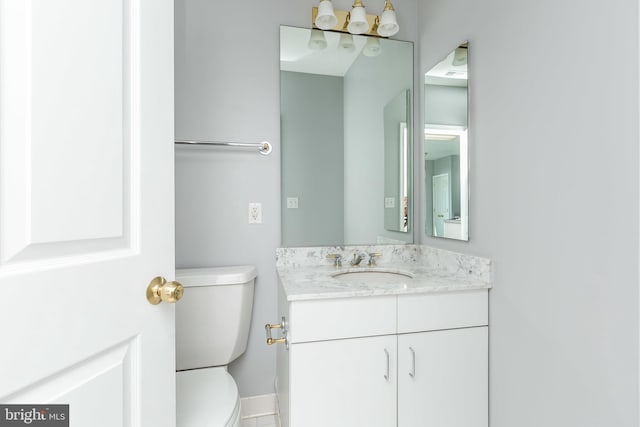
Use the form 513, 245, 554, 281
280, 26, 413, 247
424, 42, 469, 241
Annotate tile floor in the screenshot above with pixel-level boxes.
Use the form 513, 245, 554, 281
241, 414, 280, 427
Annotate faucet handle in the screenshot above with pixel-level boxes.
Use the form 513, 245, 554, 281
326, 253, 342, 267
368, 252, 382, 266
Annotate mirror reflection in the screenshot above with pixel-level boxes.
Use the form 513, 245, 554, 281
280, 26, 413, 247
384, 89, 411, 233
424, 42, 469, 241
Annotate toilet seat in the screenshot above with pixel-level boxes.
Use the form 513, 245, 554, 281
177, 367, 241, 427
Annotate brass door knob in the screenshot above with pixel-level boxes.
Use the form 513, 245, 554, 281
146, 276, 184, 305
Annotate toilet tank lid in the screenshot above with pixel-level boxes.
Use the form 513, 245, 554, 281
175, 265, 257, 287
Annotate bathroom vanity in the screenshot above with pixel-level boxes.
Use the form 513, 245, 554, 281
272, 246, 491, 427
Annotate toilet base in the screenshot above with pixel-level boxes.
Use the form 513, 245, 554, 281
177, 366, 240, 427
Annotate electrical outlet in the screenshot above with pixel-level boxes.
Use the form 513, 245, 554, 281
286, 197, 299, 209
248, 202, 262, 224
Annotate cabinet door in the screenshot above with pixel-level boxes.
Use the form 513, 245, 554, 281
289, 335, 397, 427
398, 327, 488, 427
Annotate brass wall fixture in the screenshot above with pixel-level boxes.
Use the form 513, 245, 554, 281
146, 276, 185, 305
265, 317, 288, 349
312, 0, 399, 38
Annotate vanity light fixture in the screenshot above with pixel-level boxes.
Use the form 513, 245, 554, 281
339, 33, 356, 52
377, 0, 399, 37
362, 36, 382, 57
315, 0, 338, 30
308, 29, 328, 50
347, 0, 370, 34
452, 45, 468, 66
311, 0, 399, 37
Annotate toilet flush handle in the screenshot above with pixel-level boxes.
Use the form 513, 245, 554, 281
146, 276, 185, 305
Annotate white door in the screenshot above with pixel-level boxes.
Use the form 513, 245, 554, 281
0, 1, 175, 426
432, 173, 450, 237
289, 336, 397, 427
398, 328, 488, 427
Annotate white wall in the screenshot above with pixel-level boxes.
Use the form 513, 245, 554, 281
418, 1, 639, 425
175, 0, 418, 397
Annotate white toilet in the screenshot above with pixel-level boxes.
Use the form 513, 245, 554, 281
175, 266, 257, 427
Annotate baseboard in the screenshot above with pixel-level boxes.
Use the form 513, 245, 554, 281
240, 393, 278, 419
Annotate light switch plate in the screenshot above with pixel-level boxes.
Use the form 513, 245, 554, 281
384, 197, 395, 208
286, 197, 299, 209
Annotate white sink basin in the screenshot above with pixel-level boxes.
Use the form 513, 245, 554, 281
331, 270, 413, 284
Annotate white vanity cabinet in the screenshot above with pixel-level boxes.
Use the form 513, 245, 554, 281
396, 292, 488, 427
398, 328, 488, 427
280, 295, 397, 427
276, 289, 489, 427
289, 335, 397, 427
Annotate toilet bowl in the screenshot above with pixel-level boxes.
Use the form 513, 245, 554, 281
174, 266, 257, 427
177, 367, 241, 427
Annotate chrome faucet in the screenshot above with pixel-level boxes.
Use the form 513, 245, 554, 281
350, 252, 367, 266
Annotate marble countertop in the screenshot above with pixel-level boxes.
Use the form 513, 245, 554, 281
276, 245, 492, 302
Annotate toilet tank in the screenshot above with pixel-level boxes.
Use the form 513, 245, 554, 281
175, 266, 257, 371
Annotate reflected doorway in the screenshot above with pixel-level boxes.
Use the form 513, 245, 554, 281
432, 173, 450, 237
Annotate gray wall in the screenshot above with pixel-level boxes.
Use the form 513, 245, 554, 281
424, 84, 468, 126
175, 0, 419, 397
418, 1, 639, 426
281, 71, 344, 246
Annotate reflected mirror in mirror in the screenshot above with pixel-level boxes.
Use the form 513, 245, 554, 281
384, 89, 411, 233
280, 26, 413, 247
424, 42, 469, 241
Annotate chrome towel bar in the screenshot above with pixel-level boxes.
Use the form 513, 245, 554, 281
175, 139, 272, 155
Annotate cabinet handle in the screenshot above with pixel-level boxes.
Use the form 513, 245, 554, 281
409, 347, 416, 378
384, 348, 390, 381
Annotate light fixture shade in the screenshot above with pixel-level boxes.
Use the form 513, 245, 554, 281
347, 1, 369, 35
362, 36, 381, 57
315, 0, 338, 30
377, 9, 399, 37
452, 47, 468, 66
339, 33, 356, 52
308, 29, 328, 51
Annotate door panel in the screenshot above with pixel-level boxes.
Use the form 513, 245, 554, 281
0, 0, 136, 265
0, 1, 175, 426
432, 173, 450, 237
3, 338, 137, 425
